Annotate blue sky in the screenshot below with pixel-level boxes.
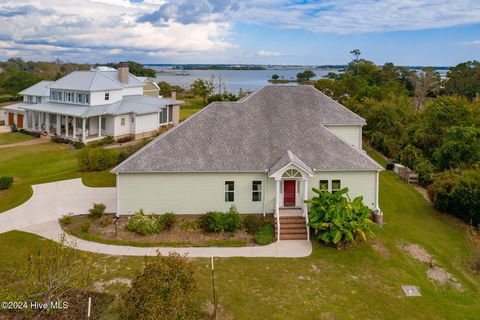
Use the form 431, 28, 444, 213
0, 0, 479, 66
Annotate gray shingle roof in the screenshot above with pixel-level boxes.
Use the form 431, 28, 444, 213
19, 80, 53, 96
18, 95, 180, 117
269, 150, 314, 176
113, 86, 382, 173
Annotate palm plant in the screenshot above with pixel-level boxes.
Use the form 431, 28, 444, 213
305, 187, 375, 246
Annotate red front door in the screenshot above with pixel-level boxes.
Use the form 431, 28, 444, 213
284, 180, 296, 206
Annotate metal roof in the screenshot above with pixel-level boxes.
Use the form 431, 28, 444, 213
112, 86, 382, 173
17, 95, 180, 117
18, 80, 53, 96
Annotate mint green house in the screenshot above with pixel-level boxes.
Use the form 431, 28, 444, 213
112, 86, 383, 241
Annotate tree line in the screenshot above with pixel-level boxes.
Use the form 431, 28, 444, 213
314, 50, 480, 226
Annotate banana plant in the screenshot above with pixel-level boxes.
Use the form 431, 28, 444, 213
305, 187, 375, 246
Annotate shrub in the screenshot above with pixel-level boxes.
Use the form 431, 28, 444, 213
72, 141, 85, 149
428, 169, 480, 226
121, 253, 200, 320
116, 140, 149, 163
223, 205, 243, 232
254, 223, 275, 245
126, 210, 162, 235
306, 187, 375, 247
199, 211, 224, 232
80, 221, 91, 233
159, 212, 176, 230
51, 135, 70, 144
78, 146, 117, 171
99, 215, 113, 227
89, 136, 114, 147
0, 176, 13, 190
10, 124, 18, 132
244, 215, 269, 235
59, 214, 73, 226
88, 203, 106, 218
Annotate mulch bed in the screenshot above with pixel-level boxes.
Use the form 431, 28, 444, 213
63, 215, 258, 247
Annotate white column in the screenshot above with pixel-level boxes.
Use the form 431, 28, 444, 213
98, 115, 102, 138
303, 179, 308, 217
81, 118, 86, 142
24, 111, 29, 129
56, 114, 61, 135
73, 117, 77, 139
275, 179, 281, 241
32, 111, 36, 130
45, 113, 50, 133
64, 116, 69, 138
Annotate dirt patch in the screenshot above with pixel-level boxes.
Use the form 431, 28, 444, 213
412, 185, 431, 204
93, 278, 131, 292
371, 239, 390, 258
401, 243, 463, 291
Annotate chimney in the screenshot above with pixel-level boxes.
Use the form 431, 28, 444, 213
118, 62, 129, 84
171, 90, 176, 100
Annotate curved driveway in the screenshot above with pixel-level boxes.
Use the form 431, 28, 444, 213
0, 179, 312, 258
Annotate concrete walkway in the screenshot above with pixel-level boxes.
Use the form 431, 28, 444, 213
1, 179, 312, 258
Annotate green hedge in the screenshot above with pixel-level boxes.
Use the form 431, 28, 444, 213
77, 147, 117, 171
199, 205, 243, 232
0, 176, 13, 190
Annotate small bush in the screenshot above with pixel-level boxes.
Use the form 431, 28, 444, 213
78, 147, 117, 171
223, 205, 243, 232
116, 140, 148, 163
88, 203, 106, 218
99, 215, 113, 227
180, 219, 200, 231
59, 214, 73, 226
51, 135, 70, 144
121, 253, 200, 319
159, 212, 176, 230
199, 211, 225, 232
244, 215, 269, 235
80, 221, 91, 233
126, 210, 163, 235
72, 141, 85, 149
254, 224, 275, 245
0, 176, 14, 190
89, 136, 114, 147
10, 124, 18, 132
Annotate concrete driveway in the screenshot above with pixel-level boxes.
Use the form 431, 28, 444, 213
0, 179, 116, 234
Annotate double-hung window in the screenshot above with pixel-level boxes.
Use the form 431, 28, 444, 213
319, 180, 329, 192
252, 181, 262, 202
332, 180, 341, 194
224, 181, 234, 202
105, 92, 110, 101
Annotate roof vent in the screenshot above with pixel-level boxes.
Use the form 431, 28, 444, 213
118, 62, 129, 84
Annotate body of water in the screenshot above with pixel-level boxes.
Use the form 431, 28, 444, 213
150, 67, 335, 94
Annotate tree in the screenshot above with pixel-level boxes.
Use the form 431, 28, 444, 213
296, 70, 316, 82
409, 68, 441, 111
21, 235, 95, 316
190, 79, 214, 102
158, 81, 172, 97
271, 74, 279, 80
433, 126, 480, 170
444, 61, 480, 99
121, 253, 200, 320
350, 49, 361, 75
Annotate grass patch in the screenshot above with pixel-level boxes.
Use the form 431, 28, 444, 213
0, 132, 34, 145
0, 142, 116, 213
180, 108, 201, 121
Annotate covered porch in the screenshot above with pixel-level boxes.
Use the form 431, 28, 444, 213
23, 110, 107, 143
269, 150, 314, 241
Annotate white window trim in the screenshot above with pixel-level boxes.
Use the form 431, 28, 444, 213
331, 179, 342, 194
252, 180, 262, 202
224, 181, 234, 202
120, 117, 126, 126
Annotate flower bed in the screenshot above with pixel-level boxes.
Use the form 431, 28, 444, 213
61, 213, 275, 248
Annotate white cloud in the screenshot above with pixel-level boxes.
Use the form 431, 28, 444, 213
257, 50, 282, 57
460, 40, 480, 45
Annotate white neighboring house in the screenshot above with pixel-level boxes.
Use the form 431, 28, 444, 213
112, 86, 384, 241
2, 63, 183, 142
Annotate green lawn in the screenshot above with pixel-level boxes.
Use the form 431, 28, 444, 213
1, 148, 479, 319
180, 97, 206, 121
0, 132, 34, 145
0, 142, 115, 213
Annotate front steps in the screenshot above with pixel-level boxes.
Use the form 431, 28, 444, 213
275, 216, 308, 240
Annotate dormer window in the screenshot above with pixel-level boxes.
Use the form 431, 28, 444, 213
105, 93, 110, 101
